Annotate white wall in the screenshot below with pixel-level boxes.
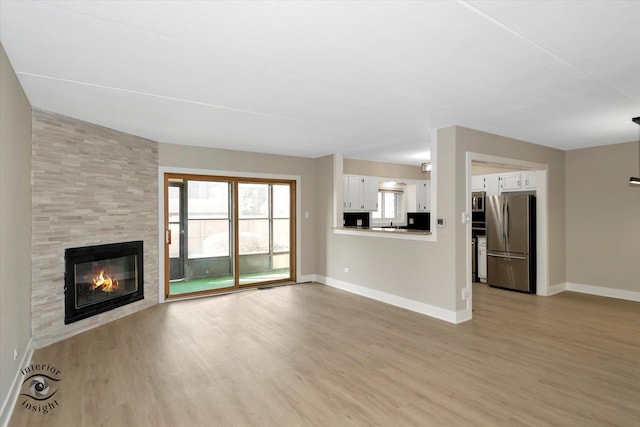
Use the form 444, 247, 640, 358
0, 43, 32, 424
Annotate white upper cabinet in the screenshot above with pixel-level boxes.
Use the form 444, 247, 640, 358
485, 174, 501, 196
500, 172, 523, 192
499, 171, 537, 192
416, 180, 430, 212
522, 171, 537, 190
471, 175, 485, 192
343, 175, 378, 211
362, 177, 379, 211
473, 170, 537, 196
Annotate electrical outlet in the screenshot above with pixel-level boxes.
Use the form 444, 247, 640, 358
462, 288, 470, 300
13, 347, 17, 361
344, 267, 350, 273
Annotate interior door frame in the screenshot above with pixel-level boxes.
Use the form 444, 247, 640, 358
160, 169, 299, 301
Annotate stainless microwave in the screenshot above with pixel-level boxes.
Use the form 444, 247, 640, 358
472, 191, 485, 212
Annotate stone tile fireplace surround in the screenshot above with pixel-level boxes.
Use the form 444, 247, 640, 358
31, 110, 159, 347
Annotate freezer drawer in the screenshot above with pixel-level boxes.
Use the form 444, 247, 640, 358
487, 253, 532, 293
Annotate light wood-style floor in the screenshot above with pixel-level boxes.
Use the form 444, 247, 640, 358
9, 282, 640, 426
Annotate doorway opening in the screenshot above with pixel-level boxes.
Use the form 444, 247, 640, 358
164, 173, 296, 298
464, 153, 550, 320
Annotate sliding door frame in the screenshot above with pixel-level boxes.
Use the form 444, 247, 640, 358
162, 172, 297, 299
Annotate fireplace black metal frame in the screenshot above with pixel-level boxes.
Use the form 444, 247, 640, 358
64, 240, 144, 324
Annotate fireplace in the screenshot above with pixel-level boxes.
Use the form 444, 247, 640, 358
65, 241, 144, 324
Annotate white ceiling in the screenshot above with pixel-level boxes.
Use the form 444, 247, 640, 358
1, 1, 639, 165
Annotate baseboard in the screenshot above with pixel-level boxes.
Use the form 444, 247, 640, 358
315, 275, 462, 324
546, 282, 567, 296
565, 282, 640, 302
0, 338, 33, 427
297, 274, 317, 284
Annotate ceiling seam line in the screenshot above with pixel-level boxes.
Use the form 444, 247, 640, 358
16, 71, 314, 124
457, 0, 638, 105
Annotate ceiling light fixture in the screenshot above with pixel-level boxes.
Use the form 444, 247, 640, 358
421, 162, 432, 172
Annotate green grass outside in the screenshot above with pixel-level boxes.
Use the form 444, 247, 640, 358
169, 268, 290, 295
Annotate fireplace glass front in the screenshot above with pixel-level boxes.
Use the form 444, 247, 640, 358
65, 241, 144, 324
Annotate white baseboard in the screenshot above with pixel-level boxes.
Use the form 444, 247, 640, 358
314, 275, 464, 324
564, 282, 640, 302
297, 274, 316, 284
1, 338, 33, 427
545, 282, 567, 296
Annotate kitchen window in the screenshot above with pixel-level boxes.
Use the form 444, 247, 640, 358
372, 190, 404, 224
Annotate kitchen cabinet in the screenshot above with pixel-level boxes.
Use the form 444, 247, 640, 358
416, 180, 430, 211
485, 174, 500, 196
477, 236, 487, 283
343, 175, 378, 211
472, 176, 485, 192
500, 171, 537, 192
500, 172, 523, 192
522, 171, 537, 190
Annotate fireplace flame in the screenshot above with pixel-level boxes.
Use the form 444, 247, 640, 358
92, 270, 119, 292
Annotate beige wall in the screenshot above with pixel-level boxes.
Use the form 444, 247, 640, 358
344, 158, 428, 180
454, 126, 566, 309
158, 144, 318, 277
322, 129, 458, 313
0, 43, 32, 421
566, 141, 640, 291
322, 126, 566, 316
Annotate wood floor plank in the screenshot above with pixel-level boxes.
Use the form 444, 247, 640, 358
8, 282, 640, 426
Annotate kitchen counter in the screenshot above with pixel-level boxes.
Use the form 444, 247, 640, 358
333, 227, 431, 240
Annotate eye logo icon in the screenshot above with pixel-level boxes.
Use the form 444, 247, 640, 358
19, 363, 62, 414
26, 375, 57, 400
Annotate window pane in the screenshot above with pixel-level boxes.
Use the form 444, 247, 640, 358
372, 192, 382, 219
384, 193, 396, 219
239, 183, 269, 218
168, 186, 181, 222
188, 219, 230, 258
273, 184, 290, 218
239, 219, 269, 254
187, 181, 229, 219
273, 219, 290, 252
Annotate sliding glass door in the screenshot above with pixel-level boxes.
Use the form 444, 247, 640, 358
164, 174, 295, 298
237, 182, 292, 285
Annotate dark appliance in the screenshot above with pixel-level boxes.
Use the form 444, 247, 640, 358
472, 191, 485, 212
406, 212, 430, 230
343, 212, 370, 228
486, 194, 536, 293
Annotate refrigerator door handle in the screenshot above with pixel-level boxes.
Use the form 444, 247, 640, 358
505, 199, 510, 242
487, 253, 527, 260
502, 199, 507, 243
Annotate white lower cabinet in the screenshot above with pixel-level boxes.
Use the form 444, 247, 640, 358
477, 236, 487, 283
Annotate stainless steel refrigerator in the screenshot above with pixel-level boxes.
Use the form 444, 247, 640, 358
486, 194, 536, 293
